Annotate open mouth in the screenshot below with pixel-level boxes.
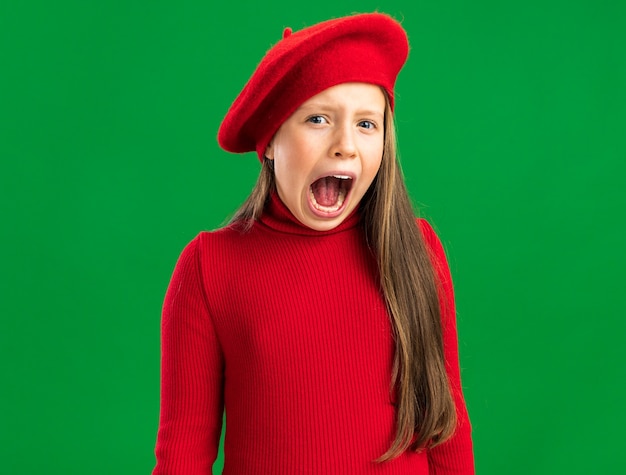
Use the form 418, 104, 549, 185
309, 174, 354, 214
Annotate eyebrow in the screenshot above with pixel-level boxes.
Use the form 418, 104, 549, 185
298, 103, 384, 119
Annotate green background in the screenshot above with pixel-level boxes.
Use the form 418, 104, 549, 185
1, 0, 624, 473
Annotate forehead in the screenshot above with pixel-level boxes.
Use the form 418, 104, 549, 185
297, 83, 386, 114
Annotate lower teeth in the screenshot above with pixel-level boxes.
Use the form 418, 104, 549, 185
310, 188, 346, 212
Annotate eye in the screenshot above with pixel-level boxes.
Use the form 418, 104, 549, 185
307, 115, 327, 125
358, 120, 376, 130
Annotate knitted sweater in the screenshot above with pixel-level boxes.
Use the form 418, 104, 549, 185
153, 193, 474, 474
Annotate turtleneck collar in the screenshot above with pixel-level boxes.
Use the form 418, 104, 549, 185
257, 192, 361, 236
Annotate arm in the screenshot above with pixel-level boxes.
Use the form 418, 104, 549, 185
418, 219, 475, 474
153, 235, 224, 474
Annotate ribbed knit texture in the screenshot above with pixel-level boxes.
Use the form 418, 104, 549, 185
153, 193, 474, 474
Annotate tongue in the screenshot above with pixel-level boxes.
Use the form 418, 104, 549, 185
311, 176, 341, 206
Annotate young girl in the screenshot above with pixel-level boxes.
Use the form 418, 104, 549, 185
153, 13, 474, 474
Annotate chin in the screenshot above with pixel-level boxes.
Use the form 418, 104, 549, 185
303, 208, 350, 231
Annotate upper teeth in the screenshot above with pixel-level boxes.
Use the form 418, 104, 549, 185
332, 175, 351, 180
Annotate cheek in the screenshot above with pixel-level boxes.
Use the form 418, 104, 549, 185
273, 153, 308, 200
364, 162, 382, 188
273, 163, 295, 200
275, 140, 316, 183
363, 141, 384, 177
274, 157, 302, 189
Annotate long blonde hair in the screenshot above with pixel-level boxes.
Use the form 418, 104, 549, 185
229, 94, 457, 461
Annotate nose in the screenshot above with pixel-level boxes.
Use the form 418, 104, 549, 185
329, 123, 357, 159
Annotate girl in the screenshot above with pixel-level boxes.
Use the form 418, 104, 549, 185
153, 13, 474, 474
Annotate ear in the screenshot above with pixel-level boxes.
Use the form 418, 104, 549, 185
264, 140, 274, 161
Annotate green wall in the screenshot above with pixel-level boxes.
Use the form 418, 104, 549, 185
1, 1, 624, 473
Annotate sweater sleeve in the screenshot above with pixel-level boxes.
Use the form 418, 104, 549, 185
418, 219, 475, 474
153, 235, 224, 474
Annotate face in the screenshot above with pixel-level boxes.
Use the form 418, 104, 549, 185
265, 82, 386, 231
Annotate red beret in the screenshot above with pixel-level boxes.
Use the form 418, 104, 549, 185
217, 13, 409, 161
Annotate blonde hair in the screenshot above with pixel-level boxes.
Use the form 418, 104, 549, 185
229, 93, 456, 461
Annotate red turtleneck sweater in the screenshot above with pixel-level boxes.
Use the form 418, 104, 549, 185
153, 193, 474, 474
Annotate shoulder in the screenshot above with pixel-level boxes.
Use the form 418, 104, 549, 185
181, 226, 241, 264
415, 217, 454, 289
170, 225, 242, 272
188, 223, 263, 274
168, 226, 247, 299
415, 219, 457, 328
416, 217, 435, 240
186, 221, 249, 248
416, 218, 446, 260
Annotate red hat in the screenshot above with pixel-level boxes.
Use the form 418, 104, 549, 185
217, 13, 409, 161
